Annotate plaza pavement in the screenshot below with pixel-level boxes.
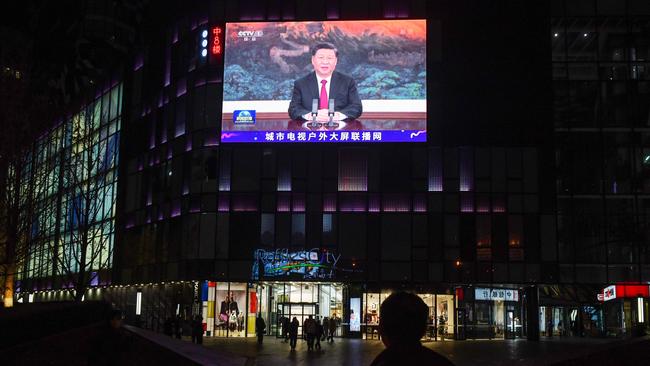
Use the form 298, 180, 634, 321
201, 335, 630, 366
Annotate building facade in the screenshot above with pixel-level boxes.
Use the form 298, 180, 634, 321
5, 0, 650, 341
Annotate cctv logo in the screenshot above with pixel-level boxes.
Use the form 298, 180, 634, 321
237, 30, 263, 41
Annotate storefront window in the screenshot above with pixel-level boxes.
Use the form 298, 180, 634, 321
362, 291, 455, 341
365, 293, 380, 325
212, 282, 246, 337
468, 287, 521, 339
419, 294, 435, 340
362, 292, 392, 340
476, 302, 491, 338
437, 294, 455, 339
493, 300, 505, 337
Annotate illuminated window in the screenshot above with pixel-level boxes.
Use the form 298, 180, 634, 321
476, 215, 492, 261
508, 215, 524, 261
323, 193, 337, 212
460, 147, 474, 192
164, 47, 171, 86
219, 151, 231, 191
338, 149, 367, 191
277, 193, 291, 212
382, 193, 410, 212
428, 148, 443, 192
291, 214, 305, 245
277, 156, 291, 191
339, 193, 366, 212
260, 214, 274, 246
292, 193, 305, 212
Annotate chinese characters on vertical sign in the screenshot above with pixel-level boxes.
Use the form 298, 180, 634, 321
211, 26, 222, 56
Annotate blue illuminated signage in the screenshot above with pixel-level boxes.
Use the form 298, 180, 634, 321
252, 248, 341, 280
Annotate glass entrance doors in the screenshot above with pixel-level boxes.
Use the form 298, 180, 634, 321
456, 308, 467, 340
277, 303, 316, 337
505, 310, 516, 339
467, 301, 521, 339
261, 282, 344, 338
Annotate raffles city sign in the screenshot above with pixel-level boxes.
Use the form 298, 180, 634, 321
252, 248, 341, 280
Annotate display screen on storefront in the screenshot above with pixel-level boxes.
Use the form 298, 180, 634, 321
252, 248, 340, 280
350, 297, 361, 332
475, 287, 519, 302
221, 20, 429, 143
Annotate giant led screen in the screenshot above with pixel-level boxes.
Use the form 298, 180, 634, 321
221, 20, 427, 143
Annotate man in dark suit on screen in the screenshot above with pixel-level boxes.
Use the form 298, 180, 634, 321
288, 42, 362, 121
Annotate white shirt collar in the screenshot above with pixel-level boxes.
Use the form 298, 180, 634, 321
316, 74, 332, 85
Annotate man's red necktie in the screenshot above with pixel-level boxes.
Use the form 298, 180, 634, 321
319, 80, 328, 109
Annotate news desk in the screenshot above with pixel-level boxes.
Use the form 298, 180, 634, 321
220, 119, 427, 143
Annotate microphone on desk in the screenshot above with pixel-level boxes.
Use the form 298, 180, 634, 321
327, 98, 335, 127
311, 99, 319, 127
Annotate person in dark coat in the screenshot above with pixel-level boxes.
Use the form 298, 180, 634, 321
288, 43, 363, 121
370, 292, 455, 366
255, 314, 266, 345
288, 317, 299, 351
191, 315, 203, 344
315, 318, 323, 350
327, 316, 337, 343
281, 316, 290, 342
304, 315, 316, 351
322, 317, 329, 342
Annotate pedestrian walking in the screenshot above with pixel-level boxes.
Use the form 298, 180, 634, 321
256, 313, 266, 345
315, 318, 323, 350
322, 317, 329, 342
289, 317, 299, 351
279, 316, 289, 342
327, 316, 337, 343
304, 315, 316, 351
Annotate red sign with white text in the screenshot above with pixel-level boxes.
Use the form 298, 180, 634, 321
601, 284, 650, 302
211, 26, 223, 56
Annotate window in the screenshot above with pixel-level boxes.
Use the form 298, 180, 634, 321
338, 149, 367, 191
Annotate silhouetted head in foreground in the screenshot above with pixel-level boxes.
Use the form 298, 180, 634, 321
373, 292, 455, 366
379, 292, 428, 347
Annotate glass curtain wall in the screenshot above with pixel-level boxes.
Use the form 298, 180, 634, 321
16, 84, 122, 292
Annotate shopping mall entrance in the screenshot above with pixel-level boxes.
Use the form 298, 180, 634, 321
258, 282, 345, 338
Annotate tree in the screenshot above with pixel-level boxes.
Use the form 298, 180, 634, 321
50, 106, 117, 302
0, 33, 51, 307
0, 157, 38, 307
